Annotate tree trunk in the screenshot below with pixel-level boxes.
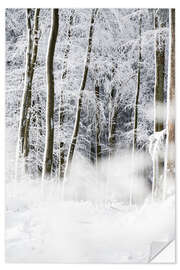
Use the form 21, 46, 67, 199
95, 78, 101, 164
109, 104, 118, 157
163, 9, 175, 199
65, 9, 98, 177
154, 11, 165, 132
18, 9, 32, 161
90, 122, 96, 164
36, 93, 43, 176
108, 75, 117, 158
132, 13, 142, 152
130, 13, 142, 206
17, 8, 40, 173
152, 10, 166, 199
59, 9, 75, 180
42, 9, 59, 179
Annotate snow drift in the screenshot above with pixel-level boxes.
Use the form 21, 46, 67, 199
5, 153, 175, 263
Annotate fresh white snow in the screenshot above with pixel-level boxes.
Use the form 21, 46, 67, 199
5, 180, 175, 263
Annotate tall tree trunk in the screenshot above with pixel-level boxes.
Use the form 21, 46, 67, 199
18, 9, 33, 161
108, 73, 117, 158
65, 9, 98, 177
24, 8, 41, 172
154, 11, 165, 132
42, 9, 59, 179
163, 9, 175, 199
129, 12, 142, 206
90, 122, 96, 164
109, 102, 118, 157
132, 13, 142, 152
59, 9, 75, 180
152, 10, 166, 199
17, 9, 40, 173
95, 78, 101, 164
36, 93, 43, 176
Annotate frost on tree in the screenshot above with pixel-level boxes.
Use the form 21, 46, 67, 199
154, 9, 165, 132
108, 64, 118, 158
65, 9, 98, 177
152, 9, 166, 199
132, 12, 142, 153
94, 66, 102, 164
59, 9, 75, 180
5, 8, 176, 263
149, 129, 167, 199
17, 8, 40, 174
42, 9, 59, 179
163, 9, 175, 199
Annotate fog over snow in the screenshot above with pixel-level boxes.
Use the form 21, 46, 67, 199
5, 8, 175, 263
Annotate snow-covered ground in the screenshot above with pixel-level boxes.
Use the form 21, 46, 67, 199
5, 181, 175, 263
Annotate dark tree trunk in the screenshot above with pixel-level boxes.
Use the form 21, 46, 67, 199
108, 81, 117, 157
95, 79, 101, 164
18, 9, 33, 159
163, 9, 175, 198
133, 13, 142, 152
90, 122, 96, 164
153, 10, 166, 199
59, 10, 75, 180
65, 9, 98, 177
17, 8, 40, 173
42, 9, 59, 179
154, 11, 165, 132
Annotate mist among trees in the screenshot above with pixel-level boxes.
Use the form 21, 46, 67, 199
5, 8, 175, 263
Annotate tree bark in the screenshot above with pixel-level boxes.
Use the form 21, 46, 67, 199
95, 78, 101, 164
154, 11, 165, 132
108, 66, 117, 158
18, 9, 33, 160
17, 8, 40, 173
132, 13, 142, 152
42, 9, 59, 179
90, 122, 96, 164
163, 9, 175, 198
65, 9, 98, 177
109, 103, 118, 156
59, 9, 75, 180
152, 10, 166, 198
36, 93, 43, 176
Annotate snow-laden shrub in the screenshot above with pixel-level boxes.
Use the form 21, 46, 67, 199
149, 129, 167, 163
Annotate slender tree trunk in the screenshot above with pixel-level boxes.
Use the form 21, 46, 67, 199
106, 63, 117, 158
24, 8, 41, 172
163, 9, 175, 199
65, 9, 98, 177
42, 9, 59, 179
132, 13, 142, 152
17, 9, 40, 174
18, 9, 33, 159
90, 122, 96, 164
95, 78, 101, 164
152, 10, 166, 198
108, 81, 117, 158
59, 10, 75, 180
129, 13, 142, 206
154, 11, 165, 132
109, 105, 118, 156
36, 93, 43, 176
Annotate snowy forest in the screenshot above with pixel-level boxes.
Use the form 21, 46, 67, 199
5, 8, 175, 263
